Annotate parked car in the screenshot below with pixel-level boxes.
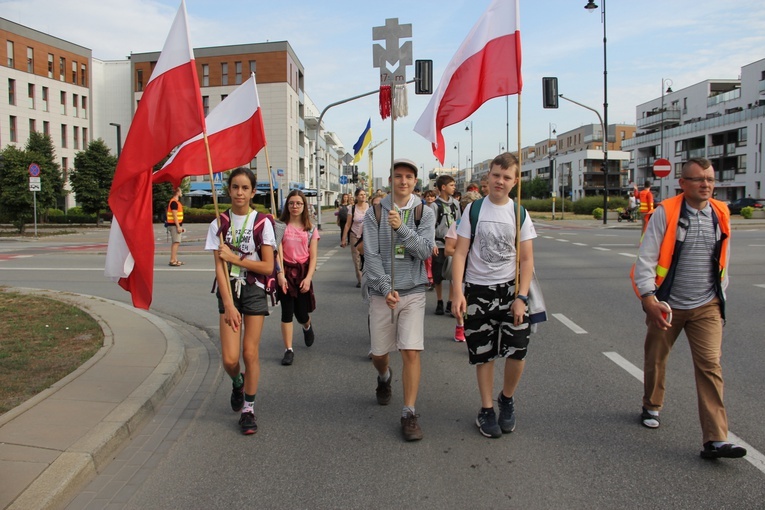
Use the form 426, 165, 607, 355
727, 197, 765, 214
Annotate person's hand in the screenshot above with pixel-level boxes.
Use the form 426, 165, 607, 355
340, 239, 347, 248
218, 244, 236, 263
643, 296, 672, 330
277, 273, 288, 294
299, 276, 312, 293
511, 298, 526, 327
385, 290, 400, 309
432, 246, 439, 256
388, 209, 402, 230
223, 305, 241, 332
453, 293, 467, 319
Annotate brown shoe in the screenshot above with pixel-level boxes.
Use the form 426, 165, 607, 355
401, 412, 423, 441
376, 368, 392, 405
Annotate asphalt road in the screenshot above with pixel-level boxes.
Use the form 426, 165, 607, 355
1, 221, 764, 509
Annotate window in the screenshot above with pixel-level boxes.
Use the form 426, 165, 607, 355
27, 47, 34, 73
8, 78, 15, 105
80, 64, 87, 87
6, 41, 14, 67
48, 54, 54, 78
81, 96, 87, 119
29, 118, 36, 133
59, 57, 65, 81
249, 60, 256, 75
43, 121, 49, 136
60, 91, 66, 114
202, 64, 209, 87
28, 83, 34, 109
82, 127, 88, 146
73, 126, 79, 149
235, 61, 242, 84
72, 61, 77, 84
738, 127, 747, 146
72, 94, 78, 117
221, 63, 228, 85
9, 116, 17, 142
737, 155, 747, 173
202, 95, 209, 116
675, 140, 683, 156
674, 162, 683, 178
62, 157, 68, 183
136, 69, 143, 92
61, 124, 67, 147
42, 86, 48, 112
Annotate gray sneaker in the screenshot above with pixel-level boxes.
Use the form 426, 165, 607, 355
401, 412, 423, 441
476, 408, 502, 438
497, 392, 516, 433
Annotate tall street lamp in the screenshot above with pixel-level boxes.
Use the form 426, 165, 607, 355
549, 123, 557, 219
109, 122, 122, 157
453, 142, 461, 172
585, 0, 608, 225
465, 121, 474, 183
659, 78, 673, 200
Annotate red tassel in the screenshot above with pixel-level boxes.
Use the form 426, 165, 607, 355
379, 85, 391, 120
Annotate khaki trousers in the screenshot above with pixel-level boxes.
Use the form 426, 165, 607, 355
349, 232, 363, 284
643, 298, 728, 443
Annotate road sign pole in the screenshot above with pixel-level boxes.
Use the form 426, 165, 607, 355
33, 191, 38, 238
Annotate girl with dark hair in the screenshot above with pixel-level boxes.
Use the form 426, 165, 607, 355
276, 190, 320, 366
205, 167, 275, 435
340, 188, 368, 287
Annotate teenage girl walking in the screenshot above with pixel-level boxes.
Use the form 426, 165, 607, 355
341, 188, 369, 287
205, 167, 275, 435
276, 190, 319, 366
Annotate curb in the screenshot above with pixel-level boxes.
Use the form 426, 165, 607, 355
3, 290, 187, 510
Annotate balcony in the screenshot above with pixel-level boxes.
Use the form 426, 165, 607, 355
726, 142, 737, 155
637, 108, 681, 129
707, 145, 723, 157
688, 148, 706, 158
721, 169, 735, 181
707, 88, 741, 107
636, 157, 655, 168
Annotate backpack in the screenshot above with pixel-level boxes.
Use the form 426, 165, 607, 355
337, 205, 349, 226
468, 198, 527, 248
436, 200, 458, 229
214, 209, 279, 305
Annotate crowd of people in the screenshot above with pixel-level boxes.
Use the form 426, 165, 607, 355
203, 156, 746, 460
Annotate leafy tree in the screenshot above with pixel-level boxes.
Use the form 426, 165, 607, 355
70, 139, 117, 216
25, 132, 65, 210
522, 176, 550, 200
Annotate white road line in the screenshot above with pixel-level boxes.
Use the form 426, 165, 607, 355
573, 242, 588, 246
603, 351, 765, 475
755, 284, 765, 289
593, 247, 611, 251
553, 313, 588, 334
555, 239, 570, 243
601, 244, 636, 247
12, 255, 34, 259
543, 236, 555, 239
619, 252, 636, 258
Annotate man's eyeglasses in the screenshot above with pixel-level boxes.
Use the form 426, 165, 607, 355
288, 201, 304, 207
683, 177, 716, 184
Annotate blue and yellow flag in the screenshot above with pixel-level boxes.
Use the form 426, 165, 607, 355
352, 119, 372, 164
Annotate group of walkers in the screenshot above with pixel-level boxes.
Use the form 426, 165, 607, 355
202, 155, 747, 461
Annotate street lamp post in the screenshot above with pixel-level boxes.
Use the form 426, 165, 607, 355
549, 123, 557, 219
109, 122, 122, 157
585, 0, 608, 225
465, 121, 473, 184
659, 78, 673, 201
453, 142, 461, 172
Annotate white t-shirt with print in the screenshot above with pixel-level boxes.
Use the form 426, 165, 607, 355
205, 210, 276, 289
456, 198, 537, 286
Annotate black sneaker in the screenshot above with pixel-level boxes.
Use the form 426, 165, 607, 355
641, 407, 660, 429
401, 412, 423, 441
239, 411, 257, 435
445, 301, 452, 316
476, 408, 502, 438
303, 325, 315, 347
230, 376, 244, 412
700, 441, 747, 460
435, 300, 444, 315
376, 368, 392, 405
281, 349, 294, 366
497, 393, 516, 433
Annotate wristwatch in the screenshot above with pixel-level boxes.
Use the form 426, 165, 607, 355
516, 294, 528, 304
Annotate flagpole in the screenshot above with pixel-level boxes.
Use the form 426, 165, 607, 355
263, 147, 277, 217
515, 93, 522, 296
389, 114, 396, 322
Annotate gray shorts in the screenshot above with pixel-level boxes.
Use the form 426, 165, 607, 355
216, 282, 269, 316
369, 292, 426, 355
167, 226, 183, 243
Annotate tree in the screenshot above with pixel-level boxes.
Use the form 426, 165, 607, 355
25, 132, 64, 210
0, 146, 53, 233
523, 176, 550, 200
70, 139, 117, 217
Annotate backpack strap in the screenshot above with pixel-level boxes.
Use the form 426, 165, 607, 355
374, 202, 423, 228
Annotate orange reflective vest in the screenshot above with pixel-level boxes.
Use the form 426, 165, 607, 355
166, 198, 184, 224
638, 188, 654, 213
631, 194, 730, 309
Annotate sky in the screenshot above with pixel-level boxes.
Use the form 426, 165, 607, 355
3, 0, 765, 177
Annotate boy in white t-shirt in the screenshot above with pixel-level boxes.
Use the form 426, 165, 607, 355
452, 153, 537, 439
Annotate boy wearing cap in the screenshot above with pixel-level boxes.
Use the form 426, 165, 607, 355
363, 158, 436, 441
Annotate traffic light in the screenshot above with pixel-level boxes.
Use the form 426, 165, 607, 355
320, 164, 325, 175
352, 166, 359, 183
415, 60, 433, 95
542, 77, 558, 109
601, 162, 607, 173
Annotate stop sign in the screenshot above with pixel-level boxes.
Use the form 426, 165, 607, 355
653, 158, 671, 178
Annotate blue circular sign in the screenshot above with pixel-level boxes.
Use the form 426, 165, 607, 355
29, 163, 41, 177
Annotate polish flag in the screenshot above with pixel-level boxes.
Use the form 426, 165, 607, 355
413, 0, 522, 164
153, 73, 267, 188
105, 0, 205, 309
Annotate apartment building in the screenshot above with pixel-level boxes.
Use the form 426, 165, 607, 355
624, 58, 765, 202
0, 17, 93, 210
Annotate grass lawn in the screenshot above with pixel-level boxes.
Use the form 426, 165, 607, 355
0, 289, 104, 414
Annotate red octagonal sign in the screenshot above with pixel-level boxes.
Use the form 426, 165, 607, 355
653, 158, 671, 178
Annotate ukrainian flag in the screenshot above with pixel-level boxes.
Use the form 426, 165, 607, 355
352, 119, 372, 164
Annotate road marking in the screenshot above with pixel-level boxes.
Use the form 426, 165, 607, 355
559, 233, 578, 236
601, 244, 636, 247
553, 313, 587, 334
555, 239, 570, 243
603, 351, 765, 475
543, 236, 555, 239
619, 252, 636, 258
593, 247, 611, 251
755, 284, 765, 289
573, 242, 588, 246
595, 234, 618, 237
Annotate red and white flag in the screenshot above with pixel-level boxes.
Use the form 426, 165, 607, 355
153, 73, 267, 187
413, 0, 523, 164
105, 0, 205, 309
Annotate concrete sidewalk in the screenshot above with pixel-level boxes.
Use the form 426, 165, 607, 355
0, 289, 187, 510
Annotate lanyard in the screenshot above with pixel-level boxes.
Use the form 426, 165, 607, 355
400, 208, 411, 226
232, 209, 252, 251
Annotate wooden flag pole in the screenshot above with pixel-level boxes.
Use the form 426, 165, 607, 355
515, 93, 522, 295
263, 147, 277, 217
